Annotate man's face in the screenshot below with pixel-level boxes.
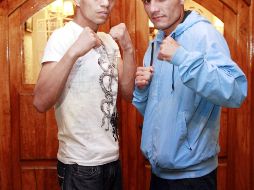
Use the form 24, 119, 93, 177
143, 0, 183, 31
78, 0, 115, 25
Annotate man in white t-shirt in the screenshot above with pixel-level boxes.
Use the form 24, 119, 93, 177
33, 0, 135, 189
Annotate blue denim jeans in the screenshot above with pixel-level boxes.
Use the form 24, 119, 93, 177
150, 169, 217, 190
57, 160, 122, 190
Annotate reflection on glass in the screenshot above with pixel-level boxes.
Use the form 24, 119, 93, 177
23, 0, 74, 84
148, 0, 224, 40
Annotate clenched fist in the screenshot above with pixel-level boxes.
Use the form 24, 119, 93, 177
109, 23, 133, 52
157, 35, 180, 61
135, 66, 154, 89
71, 27, 102, 58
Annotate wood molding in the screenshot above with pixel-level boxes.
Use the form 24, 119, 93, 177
0, 0, 7, 16
220, 0, 237, 14
250, 1, 254, 189
0, 14, 12, 190
244, 0, 251, 6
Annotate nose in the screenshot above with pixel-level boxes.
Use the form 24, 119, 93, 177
150, 1, 159, 13
100, 0, 110, 7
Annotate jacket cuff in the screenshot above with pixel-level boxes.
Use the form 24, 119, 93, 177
171, 46, 189, 66
135, 85, 149, 93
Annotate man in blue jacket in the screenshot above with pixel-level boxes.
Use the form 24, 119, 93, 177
133, 0, 247, 189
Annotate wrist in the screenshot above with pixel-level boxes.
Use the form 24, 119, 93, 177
66, 48, 80, 63
122, 45, 134, 54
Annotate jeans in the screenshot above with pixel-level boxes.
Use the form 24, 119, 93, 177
57, 160, 122, 190
150, 169, 217, 190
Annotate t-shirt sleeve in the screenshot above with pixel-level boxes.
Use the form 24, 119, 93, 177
41, 29, 65, 64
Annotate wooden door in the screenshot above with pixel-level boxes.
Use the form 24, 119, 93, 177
9, 1, 61, 189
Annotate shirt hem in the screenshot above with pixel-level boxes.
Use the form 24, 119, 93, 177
152, 156, 218, 179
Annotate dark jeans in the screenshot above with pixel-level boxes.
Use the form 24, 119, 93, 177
150, 169, 217, 190
57, 160, 122, 190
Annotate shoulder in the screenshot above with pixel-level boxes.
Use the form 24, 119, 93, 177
42, 23, 76, 63
186, 18, 224, 44
48, 23, 73, 43
45, 22, 78, 51
182, 20, 228, 52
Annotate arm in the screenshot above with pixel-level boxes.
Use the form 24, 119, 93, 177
33, 27, 101, 112
132, 44, 154, 115
158, 26, 247, 108
109, 23, 136, 102
172, 46, 247, 107
132, 65, 154, 115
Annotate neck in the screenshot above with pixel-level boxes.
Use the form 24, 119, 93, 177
164, 8, 184, 36
73, 9, 99, 32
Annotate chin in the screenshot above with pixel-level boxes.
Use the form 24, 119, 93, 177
154, 24, 166, 30
96, 17, 108, 24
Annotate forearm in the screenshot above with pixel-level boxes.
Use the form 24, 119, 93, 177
132, 85, 150, 115
120, 48, 136, 101
33, 50, 78, 112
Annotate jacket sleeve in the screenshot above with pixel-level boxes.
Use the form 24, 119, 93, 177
132, 46, 152, 115
132, 85, 151, 116
171, 26, 247, 108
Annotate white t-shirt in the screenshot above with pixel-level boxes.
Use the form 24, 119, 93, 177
42, 21, 121, 166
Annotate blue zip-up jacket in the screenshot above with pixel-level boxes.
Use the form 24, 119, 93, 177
132, 11, 247, 179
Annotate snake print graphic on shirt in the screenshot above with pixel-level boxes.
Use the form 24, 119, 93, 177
95, 45, 119, 141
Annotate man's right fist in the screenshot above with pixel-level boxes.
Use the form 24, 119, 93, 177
71, 27, 102, 58
135, 66, 154, 89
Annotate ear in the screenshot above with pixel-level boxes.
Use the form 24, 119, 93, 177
73, 0, 80, 7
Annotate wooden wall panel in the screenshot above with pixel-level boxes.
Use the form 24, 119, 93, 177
0, 0, 7, 14
220, 0, 237, 13
243, 0, 251, 6
120, 1, 139, 189
19, 95, 58, 160
8, 0, 26, 15
20, 95, 46, 159
251, 2, 254, 189
115, 1, 140, 190
0, 1, 12, 190
20, 0, 53, 23
250, 0, 253, 189
229, 0, 252, 189
8, 0, 53, 15
45, 110, 58, 158
219, 109, 228, 157
217, 162, 227, 190
195, 0, 224, 19
21, 168, 58, 190
223, 7, 237, 190
135, 0, 149, 66
144, 164, 151, 190
110, 0, 122, 26
9, 7, 23, 190
135, 1, 149, 190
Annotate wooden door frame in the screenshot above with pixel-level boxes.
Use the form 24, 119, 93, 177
0, 0, 12, 190
251, 1, 254, 189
